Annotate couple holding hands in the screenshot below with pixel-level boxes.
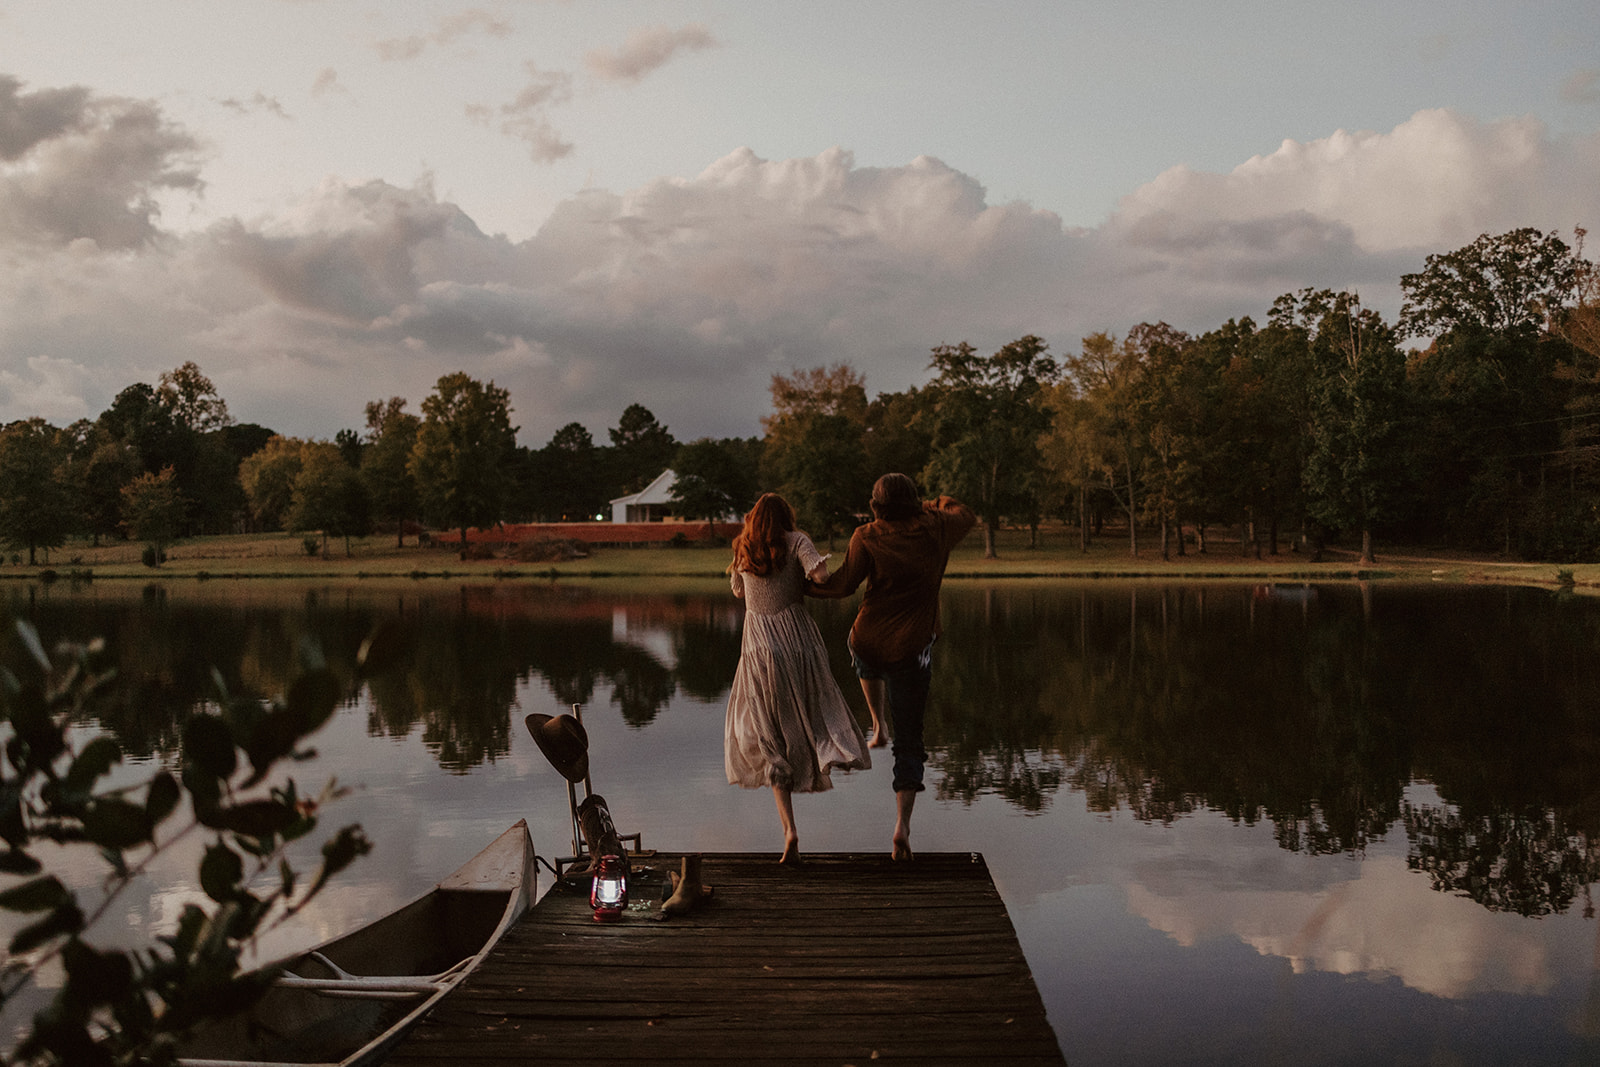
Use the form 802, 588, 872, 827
723, 473, 975, 864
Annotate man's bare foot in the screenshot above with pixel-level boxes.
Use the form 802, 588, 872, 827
779, 838, 801, 865
891, 835, 913, 861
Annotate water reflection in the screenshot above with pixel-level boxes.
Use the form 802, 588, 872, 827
5, 579, 1600, 1062
8, 580, 1600, 914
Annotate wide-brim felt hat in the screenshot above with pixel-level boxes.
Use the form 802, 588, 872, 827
526, 712, 589, 783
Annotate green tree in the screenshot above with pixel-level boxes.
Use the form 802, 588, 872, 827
922, 337, 1060, 558
360, 398, 422, 547
64, 421, 138, 547
864, 386, 935, 486
120, 466, 186, 561
0, 419, 78, 565
1399, 228, 1582, 341
409, 372, 517, 556
238, 436, 307, 532
1300, 293, 1413, 564
536, 422, 608, 522
1400, 230, 1592, 556
288, 442, 372, 556
671, 437, 761, 535
607, 404, 678, 497
760, 365, 870, 544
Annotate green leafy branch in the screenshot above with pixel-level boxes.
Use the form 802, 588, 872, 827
0, 617, 404, 1066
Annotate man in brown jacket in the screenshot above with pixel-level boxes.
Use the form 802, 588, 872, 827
810, 473, 976, 859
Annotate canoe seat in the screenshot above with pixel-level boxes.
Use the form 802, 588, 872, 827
274, 951, 474, 1000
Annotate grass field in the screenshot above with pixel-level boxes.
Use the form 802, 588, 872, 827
8, 526, 1592, 592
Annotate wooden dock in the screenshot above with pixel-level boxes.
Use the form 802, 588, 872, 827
384, 851, 1065, 1066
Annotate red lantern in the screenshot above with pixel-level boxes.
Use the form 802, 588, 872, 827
590, 853, 628, 921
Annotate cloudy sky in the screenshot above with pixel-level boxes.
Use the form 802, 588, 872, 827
1, 1, 1597, 445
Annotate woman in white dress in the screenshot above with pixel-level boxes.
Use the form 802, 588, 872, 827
725, 493, 870, 864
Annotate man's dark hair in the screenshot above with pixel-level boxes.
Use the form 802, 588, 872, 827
870, 473, 922, 521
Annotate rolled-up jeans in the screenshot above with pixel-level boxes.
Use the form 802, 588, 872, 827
850, 639, 934, 793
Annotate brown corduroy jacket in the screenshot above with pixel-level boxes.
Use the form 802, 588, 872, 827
808, 496, 976, 666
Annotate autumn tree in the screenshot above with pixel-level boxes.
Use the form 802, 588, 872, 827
759, 365, 870, 543
1039, 379, 1101, 552
288, 441, 372, 555
410, 372, 518, 556
120, 465, 186, 562
1064, 332, 1147, 557
238, 435, 308, 531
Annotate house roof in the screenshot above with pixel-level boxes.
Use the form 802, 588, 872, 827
609, 468, 676, 506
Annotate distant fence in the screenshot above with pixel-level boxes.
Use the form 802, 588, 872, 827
435, 521, 742, 550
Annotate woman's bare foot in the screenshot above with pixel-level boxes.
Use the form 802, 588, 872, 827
867, 729, 888, 749
779, 838, 802, 865
891, 836, 913, 861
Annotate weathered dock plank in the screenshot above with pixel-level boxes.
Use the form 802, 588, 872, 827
384, 851, 1065, 1066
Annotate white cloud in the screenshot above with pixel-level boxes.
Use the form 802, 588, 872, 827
0, 76, 202, 249
1, 81, 1598, 447
471, 63, 574, 163
375, 9, 513, 62
1561, 69, 1600, 105
1127, 852, 1560, 1000
1113, 109, 1598, 255
584, 23, 718, 84
0, 355, 93, 424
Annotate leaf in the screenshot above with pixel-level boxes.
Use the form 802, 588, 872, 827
285, 667, 342, 735
8, 686, 63, 769
199, 843, 244, 904
13, 619, 50, 675
0, 875, 68, 913
63, 736, 122, 794
61, 940, 133, 1006
183, 713, 237, 780
211, 799, 298, 839
298, 824, 372, 904
82, 797, 153, 850
0, 781, 27, 848
145, 770, 181, 829
9, 898, 84, 953
356, 619, 409, 675
0, 848, 40, 875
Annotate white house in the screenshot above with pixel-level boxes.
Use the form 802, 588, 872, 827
610, 469, 742, 524
610, 469, 681, 523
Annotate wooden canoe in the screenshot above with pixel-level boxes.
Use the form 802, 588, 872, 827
176, 819, 536, 1067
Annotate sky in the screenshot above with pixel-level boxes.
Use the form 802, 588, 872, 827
0, 0, 1597, 447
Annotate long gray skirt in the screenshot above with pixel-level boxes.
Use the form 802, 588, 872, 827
724, 602, 870, 792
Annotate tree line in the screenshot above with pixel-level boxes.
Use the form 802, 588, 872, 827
0, 226, 1596, 563
763, 226, 1600, 562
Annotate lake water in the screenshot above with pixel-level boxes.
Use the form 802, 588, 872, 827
2, 577, 1599, 1065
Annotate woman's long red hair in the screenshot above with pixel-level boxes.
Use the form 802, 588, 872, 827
730, 493, 795, 576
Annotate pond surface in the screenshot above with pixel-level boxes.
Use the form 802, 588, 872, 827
2, 577, 1599, 1065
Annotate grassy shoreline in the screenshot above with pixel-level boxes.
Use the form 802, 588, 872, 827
5, 528, 1591, 592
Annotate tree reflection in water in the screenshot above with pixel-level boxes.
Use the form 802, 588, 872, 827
5, 578, 1599, 917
